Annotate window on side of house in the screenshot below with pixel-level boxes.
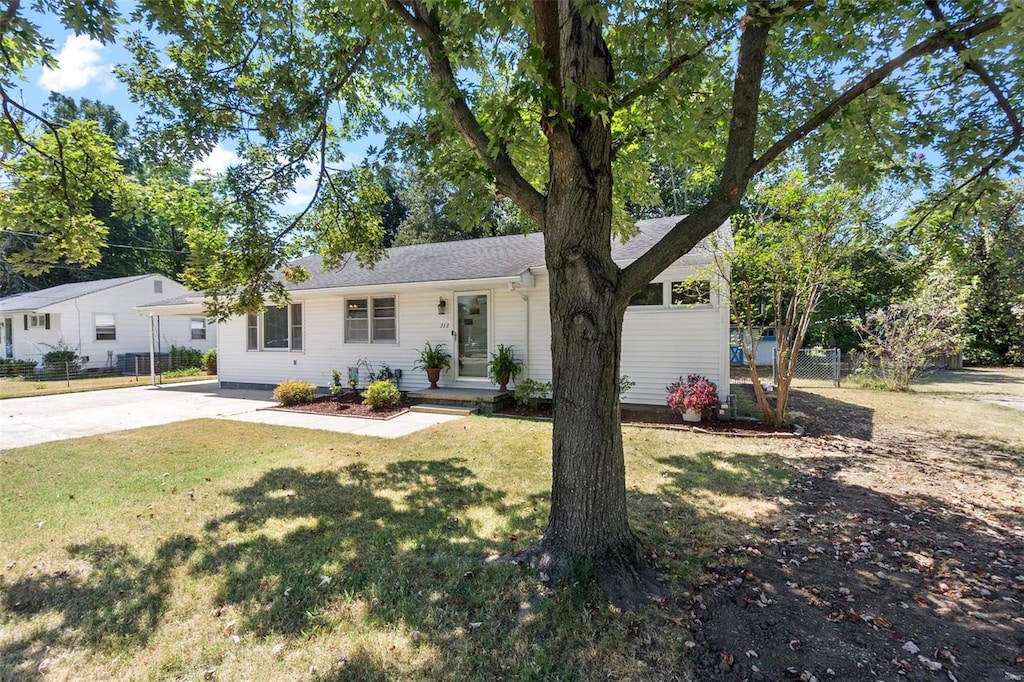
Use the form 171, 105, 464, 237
246, 305, 304, 351
671, 279, 712, 306
371, 297, 396, 343
246, 314, 258, 351
27, 314, 48, 328
346, 297, 398, 343
190, 318, 207, 340
628, 282, 664, 307
95, 313, 116, 340
289, 303, 303, 351
263, 305, 289, 349
154, 280, 163, 294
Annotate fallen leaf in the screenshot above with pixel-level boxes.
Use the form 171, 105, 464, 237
902, 641, 921, 654
469, 621, 482, 629
918, 655, 942, 671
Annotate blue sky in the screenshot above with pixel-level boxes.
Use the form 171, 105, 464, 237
16, 11, 380, 211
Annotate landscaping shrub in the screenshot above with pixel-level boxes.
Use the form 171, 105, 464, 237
666, 374, 720, 417
361, 379, 402, 410
40, 340, 79, 369
513, 379, 552, 409
273, 379, 318, 406
170, 345, 204, 370
202, 348, 217, 374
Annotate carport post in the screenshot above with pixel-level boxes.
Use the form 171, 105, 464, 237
149, 314, 157, 386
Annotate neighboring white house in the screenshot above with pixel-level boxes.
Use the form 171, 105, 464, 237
0, 274, 216, 369
140, 217, 731, 406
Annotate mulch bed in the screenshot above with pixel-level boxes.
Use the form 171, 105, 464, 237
270, 393, 410, 420
495, 403, 799, 436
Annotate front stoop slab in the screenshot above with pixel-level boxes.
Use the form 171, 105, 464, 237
406, 387, 511, 414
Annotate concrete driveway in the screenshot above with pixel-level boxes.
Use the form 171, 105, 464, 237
0, 380, 463, 449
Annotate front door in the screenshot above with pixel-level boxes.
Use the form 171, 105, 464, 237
455, 292, 488, 379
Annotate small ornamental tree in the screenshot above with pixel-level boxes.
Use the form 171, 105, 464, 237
855, 260, 968, 390
712, 173, 866, 428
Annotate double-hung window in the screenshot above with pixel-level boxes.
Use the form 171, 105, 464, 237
190, 318, 207, 340
345, 297, 397, 343
95, 313, 116, 340
246, 304, 303, 351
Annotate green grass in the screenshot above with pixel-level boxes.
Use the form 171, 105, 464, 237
0, 373, 216, 399
0, 416, 793, 681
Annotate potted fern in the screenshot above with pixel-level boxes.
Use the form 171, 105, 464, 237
487, 343, 525, 392
413, 342, 451, 389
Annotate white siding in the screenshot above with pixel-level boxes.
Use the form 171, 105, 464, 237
219, 286, 532, 391
218, 253, 729, 407
3, 275, 216, 367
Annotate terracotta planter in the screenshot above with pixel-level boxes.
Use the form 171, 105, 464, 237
497, 375, 510, 392
681, 408, 701, 423
425, 367, 441, 389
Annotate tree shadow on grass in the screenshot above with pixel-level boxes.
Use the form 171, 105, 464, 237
784, 388, 875, 440
0, 535, 197, 680
192, 458, 517, 636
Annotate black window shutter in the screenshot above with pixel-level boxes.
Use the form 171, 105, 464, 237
23, 315, 28, 330
44, 314, 50, 329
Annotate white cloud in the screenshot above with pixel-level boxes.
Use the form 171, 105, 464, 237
190, 144, 241, 180
39, 34, 111, 93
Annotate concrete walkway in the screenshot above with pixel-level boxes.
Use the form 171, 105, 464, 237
0, 380, 463, 450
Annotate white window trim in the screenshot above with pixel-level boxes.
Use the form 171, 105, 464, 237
245, 304, 304, 352
27, 314, 47, 328
190, 317, 207, 340
627, 279, 717, 312
669, 278, 715, 308
344, 295, 399, 345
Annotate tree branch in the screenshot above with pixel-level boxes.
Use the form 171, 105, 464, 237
749, 11, 1007, 177
384, 0, 546, 224
614, 28, 728, 111
621, 8, 771, 296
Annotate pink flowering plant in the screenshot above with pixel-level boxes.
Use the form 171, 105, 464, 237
666, 374, 720, 418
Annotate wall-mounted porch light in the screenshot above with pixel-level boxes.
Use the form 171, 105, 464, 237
437, 297, 447, 315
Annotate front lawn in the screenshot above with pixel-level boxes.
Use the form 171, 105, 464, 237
0, 373, 217, 399
0, 416, 791, 680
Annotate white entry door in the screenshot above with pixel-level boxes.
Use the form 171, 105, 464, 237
455, 292, 489, 379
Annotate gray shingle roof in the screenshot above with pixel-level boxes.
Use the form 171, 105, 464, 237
0, 274, 153, 313
288, 215, 727, 292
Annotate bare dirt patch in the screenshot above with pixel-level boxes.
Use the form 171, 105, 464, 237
270, 393, 410, 420
684, 392, 1024, 681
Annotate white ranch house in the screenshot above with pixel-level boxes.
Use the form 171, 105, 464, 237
142, 217, 731, 406
0, 274, 216, 369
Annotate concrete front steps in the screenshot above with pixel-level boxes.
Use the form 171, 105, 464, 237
406, 386, 511, 415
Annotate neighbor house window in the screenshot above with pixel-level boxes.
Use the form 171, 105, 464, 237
27, 314, 49, 328
628, 283, 664, 307
95, 313, 116, 341
345, 297, 397, 343
246, 305, 303, 351
190, 318, 207, 340
154, 280, 163, 294
671, 279, 712, 306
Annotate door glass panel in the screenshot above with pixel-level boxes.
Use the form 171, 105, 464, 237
457, 294, 488, 378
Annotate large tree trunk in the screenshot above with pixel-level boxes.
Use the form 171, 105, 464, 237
523, 1, 661, 607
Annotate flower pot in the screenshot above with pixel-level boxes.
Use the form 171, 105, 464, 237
497, 375, 510, 392
681, 408, 701, 423
425, 367, 441, 389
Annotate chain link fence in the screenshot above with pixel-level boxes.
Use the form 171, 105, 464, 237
0, 347, 216, 398
775, 347, 843, 388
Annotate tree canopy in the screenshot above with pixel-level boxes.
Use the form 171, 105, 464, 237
3, 0, 1023, 604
